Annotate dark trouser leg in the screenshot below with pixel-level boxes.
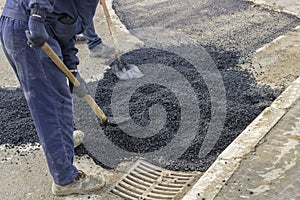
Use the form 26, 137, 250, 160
82, 20, 102, 49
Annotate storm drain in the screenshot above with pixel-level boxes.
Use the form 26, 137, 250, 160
110, 160, 201, 200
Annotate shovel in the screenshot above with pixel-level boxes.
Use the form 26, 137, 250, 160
99, 0, 144, 80
41, 42, 118, 127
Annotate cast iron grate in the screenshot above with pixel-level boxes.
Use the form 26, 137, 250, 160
110, 160, 201, 200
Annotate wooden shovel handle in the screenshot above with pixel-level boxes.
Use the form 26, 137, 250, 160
84, 94, 108, 122
41, 43, 80, 87
99, 0, 121, 57
41, 42, 108, 123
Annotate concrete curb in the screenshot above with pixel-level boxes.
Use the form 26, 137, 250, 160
182, 59, 300, 200
254, 25, 300, 55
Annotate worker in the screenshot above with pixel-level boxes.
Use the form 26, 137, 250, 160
76, 20, 114, 58
0, 0, 105, 196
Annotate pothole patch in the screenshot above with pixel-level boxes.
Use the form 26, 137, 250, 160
109, 160, 201, 200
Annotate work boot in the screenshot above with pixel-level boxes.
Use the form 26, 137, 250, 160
73, 130, 84, 148
52, 170, 105, 196
89, 43, 114, 58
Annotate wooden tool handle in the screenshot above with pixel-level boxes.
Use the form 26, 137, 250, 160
41, 43, 80, 87
41, 42, 108, 123
99, 0, 121, 57
84, 94, 108, 122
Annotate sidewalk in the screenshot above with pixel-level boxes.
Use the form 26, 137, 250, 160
214, 94, 300, 199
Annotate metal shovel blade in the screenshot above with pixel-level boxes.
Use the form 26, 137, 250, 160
112, 63, 144, 80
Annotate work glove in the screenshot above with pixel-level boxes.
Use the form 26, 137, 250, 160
25, 4, 48, 48
69, 72, 90, 98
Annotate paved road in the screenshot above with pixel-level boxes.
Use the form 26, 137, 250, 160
113, 0, 300, 69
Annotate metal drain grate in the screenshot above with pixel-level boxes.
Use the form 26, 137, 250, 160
110, 160, 200, 200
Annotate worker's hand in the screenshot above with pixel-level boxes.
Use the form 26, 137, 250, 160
25, 4, 48, 48
25, 15, 49, 48
70, 73, 90, 98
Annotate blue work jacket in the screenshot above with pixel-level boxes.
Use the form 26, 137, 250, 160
2, 0, 98, 44
1, 0, 98, 68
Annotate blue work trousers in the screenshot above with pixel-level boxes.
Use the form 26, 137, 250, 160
82, 20, 102, 49
0, 16, 78, 185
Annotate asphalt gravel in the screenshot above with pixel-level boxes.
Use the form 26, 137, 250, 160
0, 47, 280, 171
0, 88, 36, 146
90, 47, 281, 171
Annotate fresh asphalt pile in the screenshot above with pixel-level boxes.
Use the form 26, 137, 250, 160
0, 47, 281, 171
1, 0, 300, 171
88, 47, 281, 171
